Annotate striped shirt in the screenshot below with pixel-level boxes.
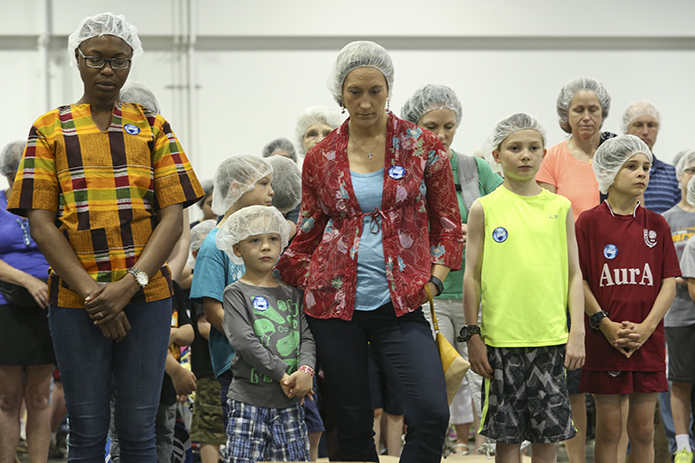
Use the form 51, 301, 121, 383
643, 155, 680, 214
8, 102, 203, 308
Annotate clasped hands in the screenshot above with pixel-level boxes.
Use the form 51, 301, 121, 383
84, 278, 139, 342
281, 370, 314, 405
599, 319, 652, 358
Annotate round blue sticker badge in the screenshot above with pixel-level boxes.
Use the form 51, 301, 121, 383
603, 244, 618, 260
124, 124, 140, 135
252, 296, 269, 311
388, 166, 405, 180
492, 227, 508, 243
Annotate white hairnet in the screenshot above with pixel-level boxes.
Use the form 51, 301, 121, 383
676, 150, 695, 180
491, 112, 547, 152
556, 76, 611, 134
197, 179, 214, 209
673, 150, 690, 175
120, 82, 160, 113
210, 156, 273, 216
68, 13, 143, 68
593, 135, 653, 194
216, 205, 290, 265
328, 41, 394, 106
621, 101, 661, 134
687, 170, 695, 207
190, 219, 217, 255
294, 106, 342, 156
0, 140, 26, 177
400, 84, 462, 125
266, 155, 301, 214
262, 138, 297, 162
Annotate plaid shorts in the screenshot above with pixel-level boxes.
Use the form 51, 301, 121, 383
225, 399, 309, 463
480, 345, 575, 444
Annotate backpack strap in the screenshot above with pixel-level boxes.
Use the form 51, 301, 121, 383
455, 152, 480, 213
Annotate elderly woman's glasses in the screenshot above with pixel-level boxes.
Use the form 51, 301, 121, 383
77, 48, 131, 70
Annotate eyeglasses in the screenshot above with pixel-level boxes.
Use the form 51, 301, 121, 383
16, 219, 30, 247
77, 48, 131, 70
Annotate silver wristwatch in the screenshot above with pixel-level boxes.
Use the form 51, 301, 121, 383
127, 267, 149, 289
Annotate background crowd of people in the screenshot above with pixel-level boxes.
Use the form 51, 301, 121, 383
2, 9, 695, 463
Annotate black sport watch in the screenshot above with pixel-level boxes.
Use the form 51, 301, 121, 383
457, 325, 481, 343
589, 310, 609, 331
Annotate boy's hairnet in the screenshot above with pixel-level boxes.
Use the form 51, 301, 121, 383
687, 170, 695, 207
0, 140, 26, 177
491, 113, 547, 152
190, 219, 217, 255
210, 156, 273, 216
621, 101, 661, 134
400, 84, 462, 125
216, 205, 290, 265
262, 137, 297, 162
676, 150, 695, 181
266, 155, 301, 214
328, 41, 394, 106
479, 113, 546, 173
68, 12, 143, 67
120, 82, 160, 113
556, 76, 611, 134
295, 106, 342, 156
593, 135, 653, 194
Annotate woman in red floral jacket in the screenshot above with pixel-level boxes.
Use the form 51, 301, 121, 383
275, 41, 463, 463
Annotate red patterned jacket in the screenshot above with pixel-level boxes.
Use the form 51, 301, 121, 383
275, 112, 463, 320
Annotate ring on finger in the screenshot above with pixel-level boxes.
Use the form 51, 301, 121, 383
98, 312, 105, 319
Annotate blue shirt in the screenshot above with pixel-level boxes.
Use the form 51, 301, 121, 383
190, 228, 245, 377
351, 168, 391, 311
0, 193, 50, 305
644, 154, 680, 214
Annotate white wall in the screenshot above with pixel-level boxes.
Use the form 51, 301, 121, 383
1, 0, 694, 191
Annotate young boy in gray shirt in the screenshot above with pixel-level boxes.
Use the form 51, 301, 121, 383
217, 205, 315, 463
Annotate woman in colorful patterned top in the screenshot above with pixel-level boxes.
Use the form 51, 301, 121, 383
275, 41, 463, 463
7, 13, 203, 462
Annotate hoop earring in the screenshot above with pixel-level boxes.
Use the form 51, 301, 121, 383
386, 98, 391, 113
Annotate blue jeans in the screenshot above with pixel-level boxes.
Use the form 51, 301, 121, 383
49, 299, 171, 462
307, 303, 449, 463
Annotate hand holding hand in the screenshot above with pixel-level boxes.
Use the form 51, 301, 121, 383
97, 311, 132, 342
85, 277, 139, 325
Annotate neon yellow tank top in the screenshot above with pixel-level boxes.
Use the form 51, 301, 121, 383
477, 187, 571, 347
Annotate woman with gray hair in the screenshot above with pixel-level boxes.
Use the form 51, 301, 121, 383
276, 40, 463, 463
295, 105, 342, 157
0, 140, 53, 462
537, 75, 614, 463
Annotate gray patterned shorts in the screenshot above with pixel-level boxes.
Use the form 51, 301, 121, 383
479, 345, 575, 444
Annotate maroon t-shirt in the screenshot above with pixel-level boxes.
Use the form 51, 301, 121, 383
576, 202, 680, 372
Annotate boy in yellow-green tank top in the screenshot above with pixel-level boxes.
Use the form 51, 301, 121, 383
459, 113, 585, 463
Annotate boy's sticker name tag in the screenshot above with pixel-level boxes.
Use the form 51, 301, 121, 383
252, 296, 269, 311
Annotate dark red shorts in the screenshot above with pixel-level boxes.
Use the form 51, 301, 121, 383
579, 370, 667, 395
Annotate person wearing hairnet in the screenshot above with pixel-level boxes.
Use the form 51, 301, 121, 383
266, 154, 302, 224
275, 41, 463, 463
401, 84, 502, 456
661, 152, 695, 462
7, 13, 203, 461
622, 101, 679, 213
190, 179, 216, 229
295, 106, 342, 157
0, 141, 54, 462
262, 137, 297, 162
537, 76, 615, 463
576, 135, 678, 463
189, 155, 278, 447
